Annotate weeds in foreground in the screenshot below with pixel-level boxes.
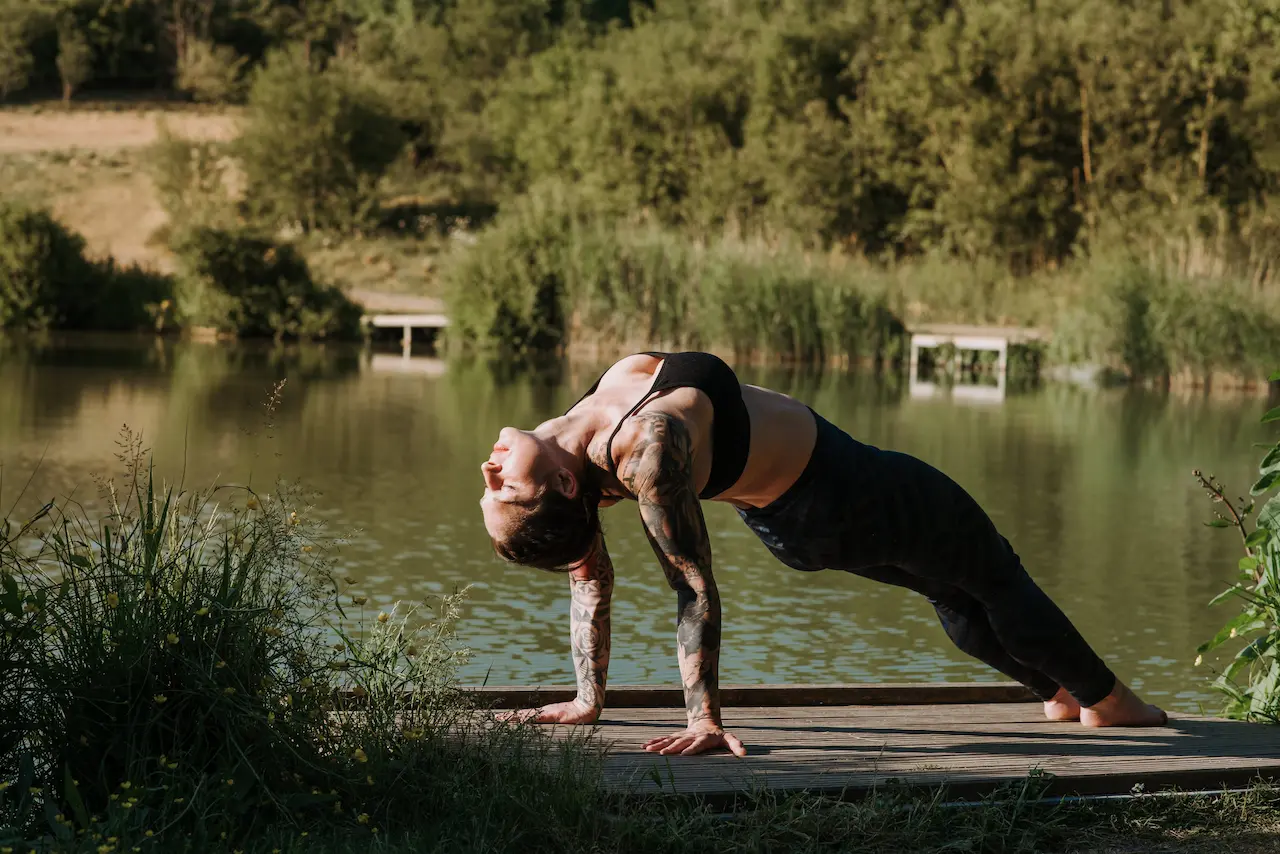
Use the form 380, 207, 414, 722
0, 429, 607, 852
1195, 370, 1280, 721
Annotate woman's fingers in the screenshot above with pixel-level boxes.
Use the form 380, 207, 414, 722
658, 737, 697, 755
723, 732, 747, 757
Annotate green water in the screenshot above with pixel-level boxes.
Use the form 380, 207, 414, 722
1, 338, 1273, 712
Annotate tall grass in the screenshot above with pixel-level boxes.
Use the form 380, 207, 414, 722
0, 427, 608, 852
441, 193, 1280, 384
442, 190, 904, 366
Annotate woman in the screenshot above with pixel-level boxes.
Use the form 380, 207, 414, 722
480, 352, 1166, 758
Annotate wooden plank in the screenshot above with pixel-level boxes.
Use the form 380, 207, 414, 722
365, 312, 450, 328
527, 701, 1280, 805
907, 323, 1047, 342
464, 682, 1038, 709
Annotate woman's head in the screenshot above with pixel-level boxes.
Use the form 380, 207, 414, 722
480, 427, 601, 570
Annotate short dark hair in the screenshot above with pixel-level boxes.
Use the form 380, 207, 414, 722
491, 476, 602, 572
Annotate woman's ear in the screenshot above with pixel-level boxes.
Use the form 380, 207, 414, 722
552, 467, 579, 500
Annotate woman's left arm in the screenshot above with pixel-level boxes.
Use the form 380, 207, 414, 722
619, 412, 746, 758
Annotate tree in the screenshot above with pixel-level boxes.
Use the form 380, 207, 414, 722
236, 48, 406, 230
56, 21, 94, 101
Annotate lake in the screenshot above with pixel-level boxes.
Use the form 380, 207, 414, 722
1, 337, 1273, 713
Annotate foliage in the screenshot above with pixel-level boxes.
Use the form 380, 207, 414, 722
0, 429, 608, 851
442, 186, 903, 363
236, 48, 405, 231
172, 226, 361, 340
147, 121, 239, 234
1195, 375, 1280, 722
0, 200, 97, 332
176, 38, 247, 104
54, 21, 92, 101
0, 200, 173, 335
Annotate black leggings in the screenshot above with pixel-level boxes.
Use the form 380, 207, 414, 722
737, 410, 1116, 707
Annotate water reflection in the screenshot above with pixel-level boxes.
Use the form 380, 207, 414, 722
0, 339, 1272, 712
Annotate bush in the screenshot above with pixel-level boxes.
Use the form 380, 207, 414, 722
54, 22, 92, 101
173, 226, 361, 340
176, 38, 247, 104
1195, 383, 1280, 722
0, 20, 33, 100
148, 121, 240, 233
0, 200, 96, 332
237, 49, 406, 231
0, 433, 608, 851
442, 187, 904, 363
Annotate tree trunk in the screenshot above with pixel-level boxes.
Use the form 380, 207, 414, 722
62, 81, 72, 103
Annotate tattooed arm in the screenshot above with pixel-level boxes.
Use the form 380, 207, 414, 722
619, 413, 746, 758
499, 534, 613, 726
568, 533, 613, 717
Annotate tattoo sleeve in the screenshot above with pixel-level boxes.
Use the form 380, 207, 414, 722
618, 413, 722, 727
568, 534, 614, 713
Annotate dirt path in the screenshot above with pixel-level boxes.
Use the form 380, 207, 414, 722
0, 109, 239, 154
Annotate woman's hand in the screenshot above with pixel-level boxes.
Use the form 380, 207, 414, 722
496, 699, 600, 726
642, 720, 747, 757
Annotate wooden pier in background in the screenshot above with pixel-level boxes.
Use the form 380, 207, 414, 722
907, 324, 1047, 402
474, 683, 1280, 804
351, 290, 449, 358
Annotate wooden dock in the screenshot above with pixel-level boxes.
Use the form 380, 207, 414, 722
350, 290, 449, 357
475, 684, 1280, 804
907, 324, 1047, 402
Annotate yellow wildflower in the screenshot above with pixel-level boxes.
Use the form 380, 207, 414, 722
351, 596, 367, 606
357, 813, 370, 825
267, 711, 276, 723
153, 695, 167, 705
166, 633, 179, 645
377, 611, 389, 623
106, 592, 119, 609
366, 775, 374, 785
215, 660, 226, 669
301, 545, 313, 554
343, 576, 357, 586
145, 831, 154, 838
196, 607, 209, 616
226, 778, 234, 786
246, 497, 259, 510
223, 687, 237, 696
0, 781, 9, 791
1195, 655, 1203, 666
353, 748, 368, 763
173, 798, 185, 804
120, 781, 131, 790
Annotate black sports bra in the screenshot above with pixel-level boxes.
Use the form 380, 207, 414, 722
566, 351, 751, 500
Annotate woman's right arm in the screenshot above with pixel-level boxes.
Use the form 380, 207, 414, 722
499, 533, 613, 725
568, 533, 613, 716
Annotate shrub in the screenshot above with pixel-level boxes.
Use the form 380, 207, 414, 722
442, 188, 904, 363
1196, 382, 1280, 722
54, 22, 92, 101
0, 431, 607, 851
147, 121, 240, 233
176, 38, 247, 104
173, 226, 361, 340
0, 200, 96, 332
237, 49, 406, 231
0, 20, 32, 100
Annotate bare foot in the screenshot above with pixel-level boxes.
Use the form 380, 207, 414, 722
1043, 686, 1081, 721
1080, 681, 1168, 727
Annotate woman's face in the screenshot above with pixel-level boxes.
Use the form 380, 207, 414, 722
480, 427, 552, 539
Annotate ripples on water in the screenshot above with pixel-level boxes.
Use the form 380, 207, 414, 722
0, 338, 1273, 712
